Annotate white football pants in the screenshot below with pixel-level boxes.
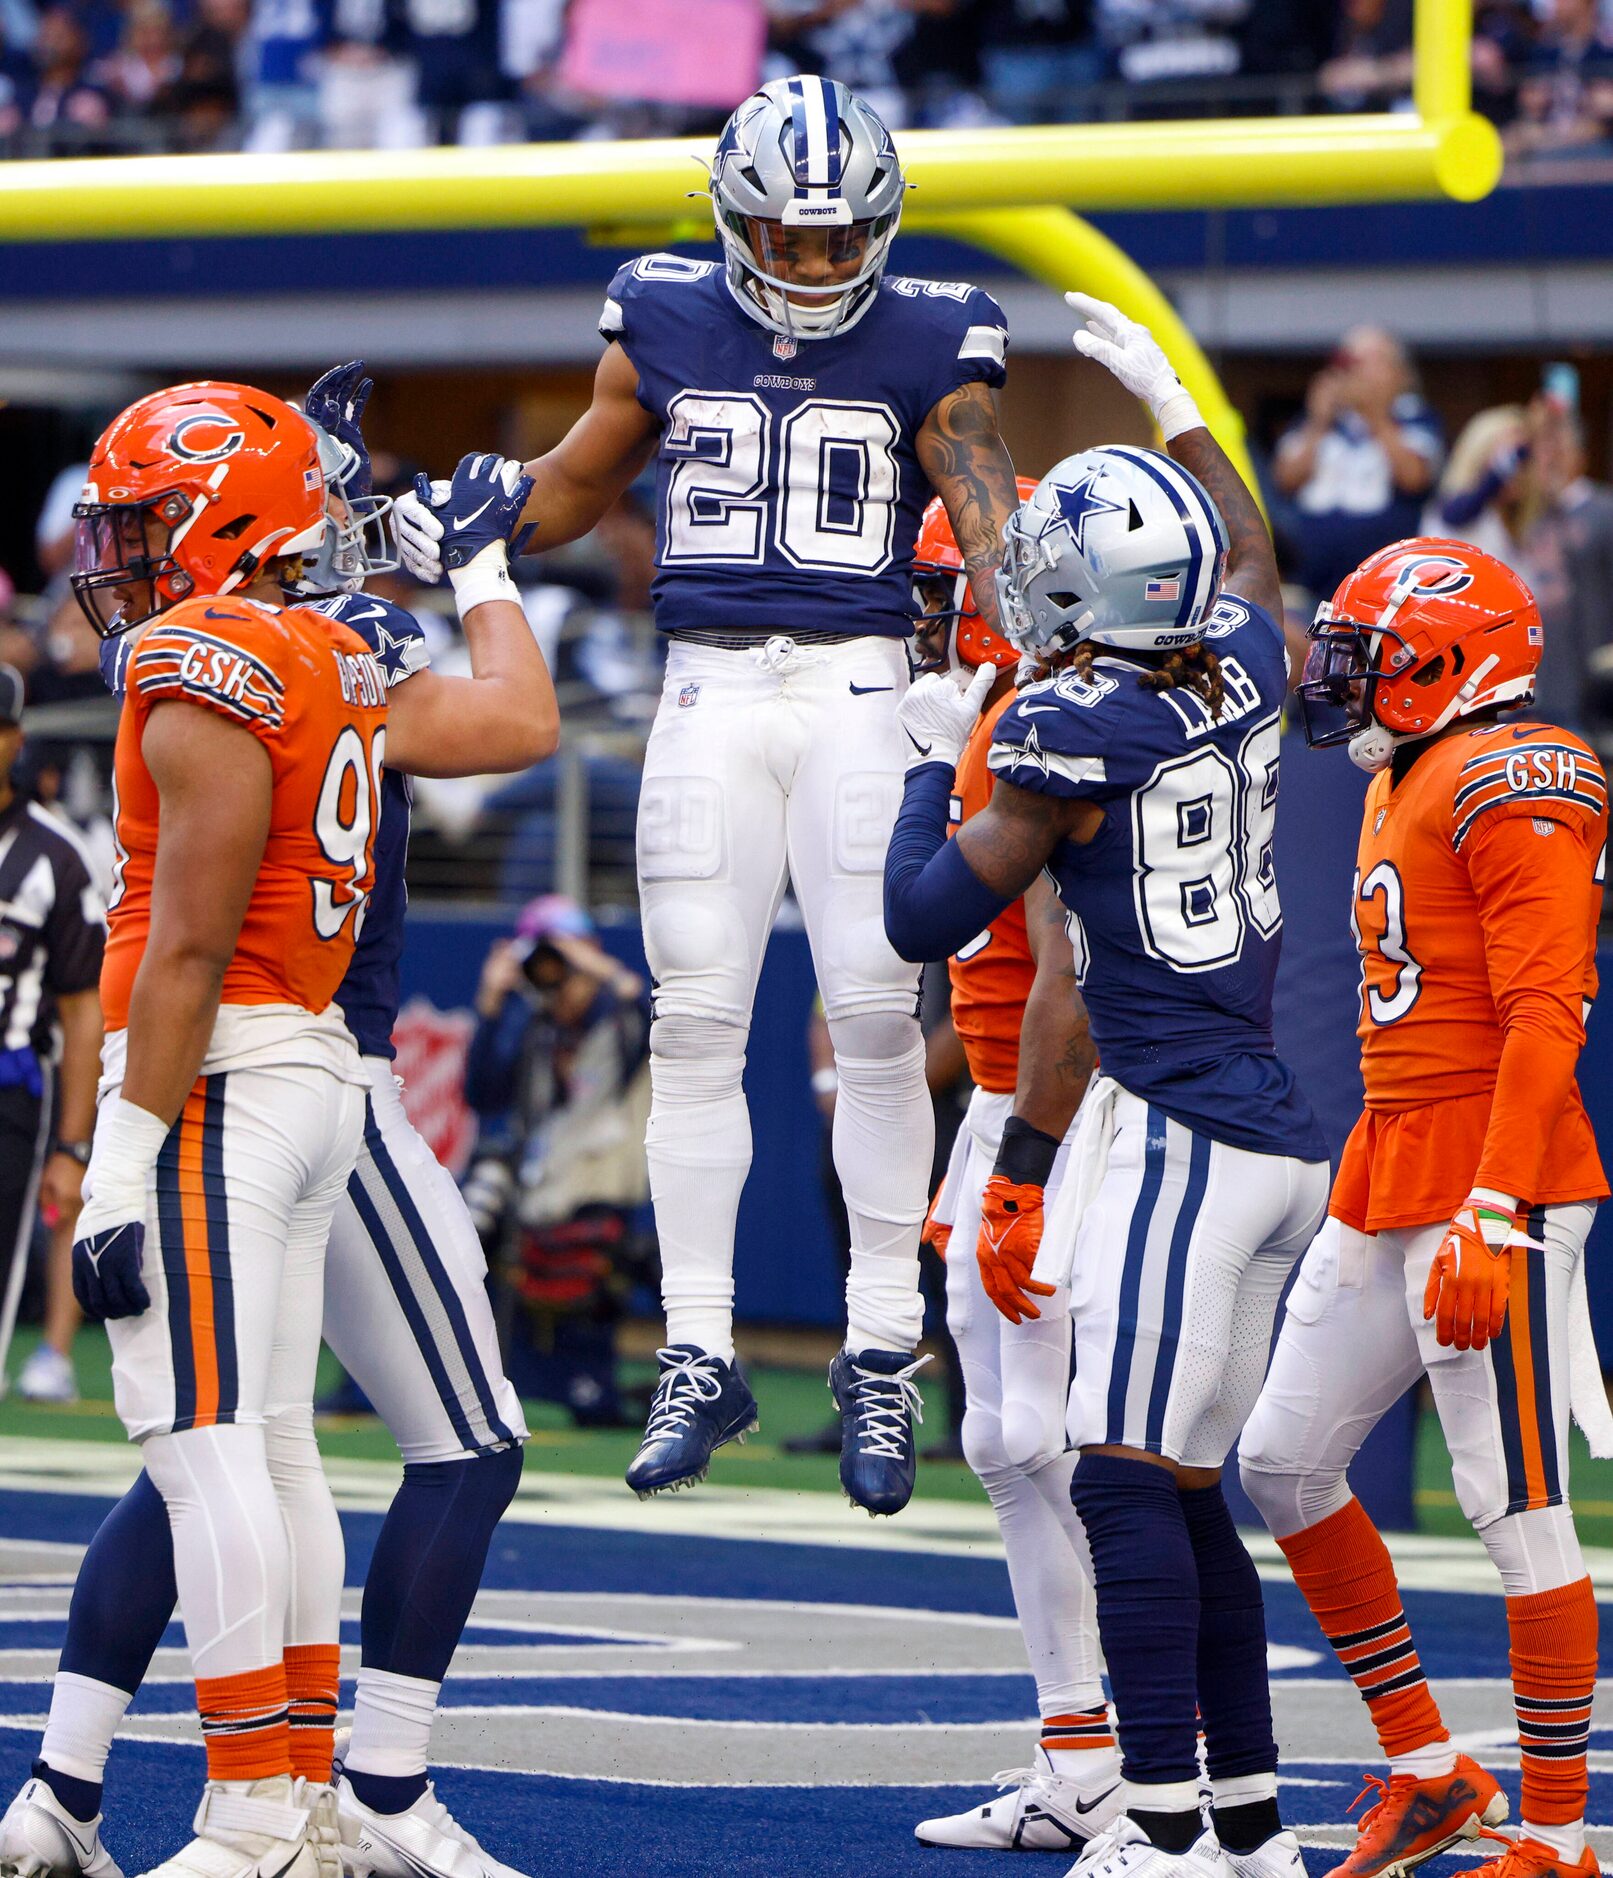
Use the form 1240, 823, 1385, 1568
638, 634, 931, 1359
1240, 1206, 1594, 1576
1053, 1087, 1329, 1467
941, 1087, 1104, 1716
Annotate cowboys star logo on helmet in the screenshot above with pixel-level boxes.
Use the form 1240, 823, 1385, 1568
1052, 468, 1125, 556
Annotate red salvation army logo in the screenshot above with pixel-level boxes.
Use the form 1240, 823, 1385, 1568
391, 997, 478, 1176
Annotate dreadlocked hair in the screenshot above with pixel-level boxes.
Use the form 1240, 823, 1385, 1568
1056, 640, 1226, 720
1137, 642, 1225, 719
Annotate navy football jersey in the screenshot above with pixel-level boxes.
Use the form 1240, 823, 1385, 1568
989, 593, 1326, 1161
98, 591, 428, 1062
601, 253, 1008, 639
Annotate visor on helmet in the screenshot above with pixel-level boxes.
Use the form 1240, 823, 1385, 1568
716, 205, 901, 338
1295, 606, 1414, 749
70, 491, 196, 639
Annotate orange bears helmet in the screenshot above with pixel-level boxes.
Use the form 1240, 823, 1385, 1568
72, 381, 326, 638
910, 477, 1039, 673
1298, 537, 1543, 769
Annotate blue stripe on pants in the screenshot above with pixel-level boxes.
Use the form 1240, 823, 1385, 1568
1105, 1106, 1167, 1445
1144, 1128, 1212, 1452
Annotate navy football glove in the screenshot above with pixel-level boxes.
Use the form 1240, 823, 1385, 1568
434, 454, 536, 571
72, 1220, 151, 1320
305, 359, 375, 499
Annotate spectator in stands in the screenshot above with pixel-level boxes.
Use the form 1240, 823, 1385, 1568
1424, 402, 1538, 568
23, 8, 113, 148
403, 0, 512, 143
1504, 0, 1613, 158
1318, 0, 1413, 111
1272, 325, 1443, 602
1517, 399, 1613, 732
767, 0, 915, 127
158, 0, 246, 148
315, 0, 418, 149
93, 0, 181, 114
460, 896, 650, 1427
971, 0, 1101, 124
242, 0, 323, 148
1097, 0, 1250, 105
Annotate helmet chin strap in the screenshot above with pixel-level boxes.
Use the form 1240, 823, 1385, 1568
1350, 652, 1504, 774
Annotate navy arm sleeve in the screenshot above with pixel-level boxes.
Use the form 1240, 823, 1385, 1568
882, 763, 1014, 963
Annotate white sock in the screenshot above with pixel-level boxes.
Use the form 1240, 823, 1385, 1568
1522, 1820, 1586, 1860
1212, 1771, 1278, 1807
343, 1668, 441, 1779
980, 1452, 1105, 1721
645, 1018, 750, 1363
39, 1673, 132, 1786
1389, 1740, 1459, 1779
830, 1019, 930, 1353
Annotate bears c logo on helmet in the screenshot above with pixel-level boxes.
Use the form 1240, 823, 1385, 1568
1387, 553, 1475, 600
167, 413, 246, 463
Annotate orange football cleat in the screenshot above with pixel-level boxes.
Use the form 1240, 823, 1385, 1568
1336, 1755, 1509, 1878
1454, 1833, 1600, 1878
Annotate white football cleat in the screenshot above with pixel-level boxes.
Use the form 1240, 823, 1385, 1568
15, 1348, 78, 1404
133, 1776, 337, 1878
1222, 1832, 1306, 1878
0, 1776, 124, 1878
915, 1747, 1125, 1851
1067, 1816, 1229, 1878
335, 1778, 528, 1878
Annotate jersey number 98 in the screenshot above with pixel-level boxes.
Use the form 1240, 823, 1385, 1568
312, 725, 385, 942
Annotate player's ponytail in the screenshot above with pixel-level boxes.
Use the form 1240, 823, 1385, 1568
1138, 642, 1225, 719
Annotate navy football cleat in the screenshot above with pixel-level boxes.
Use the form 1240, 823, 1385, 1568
625, 1345, 759, 1497
830, 1347, 929, 1516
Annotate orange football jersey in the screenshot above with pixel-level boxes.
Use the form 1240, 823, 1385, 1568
948, 687, 1033, 1094
101, 594, 389, 1033
1332, 719, 1608, 1232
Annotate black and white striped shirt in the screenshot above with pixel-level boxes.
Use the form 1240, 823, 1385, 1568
0, 797, 104, 1085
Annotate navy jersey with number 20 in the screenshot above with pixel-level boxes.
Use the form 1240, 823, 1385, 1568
989, 594, 1327, 1161
602, 253, 1008, 639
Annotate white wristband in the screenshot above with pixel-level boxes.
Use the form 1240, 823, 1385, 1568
447, 541, 518, 622
85, 1096, 169, 1212
1154, 389, 1206, 443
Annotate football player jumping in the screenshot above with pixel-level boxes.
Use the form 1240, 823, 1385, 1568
900, 492, 1125, 1854
884, 298, 1328, 1878
0, 373, 558, 1878
1239, 542, 1608, 1878
394, 75, 1021, 1515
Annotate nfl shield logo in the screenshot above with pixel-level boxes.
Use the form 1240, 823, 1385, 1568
679, 682, 700, 708
772, 333, 797, 360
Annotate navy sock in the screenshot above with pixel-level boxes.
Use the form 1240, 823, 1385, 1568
1070, 1453, 1201, 1788
343, 1767, 431, 1816
1180, 1481, 1279, 1788
32, 1760, 103, 1826
59, 1470, 177, 1695
360, 1445, 524, 1684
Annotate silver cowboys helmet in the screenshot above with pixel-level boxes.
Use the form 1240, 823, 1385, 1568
710, 74, 906, 341
995, 446, 1229, 659
291, 420, 398, 596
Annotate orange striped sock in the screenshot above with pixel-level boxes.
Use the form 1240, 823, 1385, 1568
195, 1663, 291, 1783
285, 1644, 341, 1783
1509, 1576, 1597, 1832
1276, 1498, 1450, 1761
1040, 1707, 1116, 1760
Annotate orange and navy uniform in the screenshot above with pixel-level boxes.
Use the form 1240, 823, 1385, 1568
948, 688, 1033, 1094
102, 592, 388, 1032
1333, 719, 1608, 1237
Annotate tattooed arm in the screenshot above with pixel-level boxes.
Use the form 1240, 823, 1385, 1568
1166, 425, 1282, 622
917, 380, 1020, 631
1013, 871, 1095, 1140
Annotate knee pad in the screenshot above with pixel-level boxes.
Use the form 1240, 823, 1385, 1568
640, 898, 749, 1023
1003, 1399, 1068, 1474
1476, 1502, 1585, 1596
651, 1013, 746, 1065
826, 1010, 922, 1065
1235, 1451, 1351, 1541
961, 1401, 1010, 1481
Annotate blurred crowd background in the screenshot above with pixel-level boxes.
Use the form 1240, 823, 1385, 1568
3, 0, 1613, 162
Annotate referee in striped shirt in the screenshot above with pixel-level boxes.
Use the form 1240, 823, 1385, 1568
0, 665, 106, 1403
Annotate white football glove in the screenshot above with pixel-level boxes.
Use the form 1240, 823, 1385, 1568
1065, 293, 1204, 441
393, 478, 450, 584
897, 664, 996, 773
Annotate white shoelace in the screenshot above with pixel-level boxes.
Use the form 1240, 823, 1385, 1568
990, 1765, 1050, 1795
845, 1354, 929, 1458
643, 1348, 726, 1439
417, 1786, 491, 1854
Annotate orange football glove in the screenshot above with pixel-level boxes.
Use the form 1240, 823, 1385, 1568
921, 1185, 952, 1259
978, 1176, 1053, 1324
1423, 1196, 1517, 1351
